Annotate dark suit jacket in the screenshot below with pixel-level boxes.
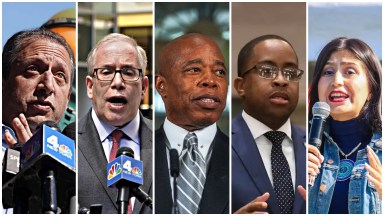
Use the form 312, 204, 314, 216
232, 114, 306, 214
155, 125, 229, 213
78, 110, 152, 214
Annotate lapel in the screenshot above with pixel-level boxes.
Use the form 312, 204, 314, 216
154, 126, 173, 213
232, 115, 280, 213
198, 128, 229, 213
78, 111, 117, 210
291, 125, 306, 214
132, 114, 153, 214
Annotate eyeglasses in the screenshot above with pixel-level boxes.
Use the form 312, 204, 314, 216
242, 64, 304, 82
93, 67, 143, 82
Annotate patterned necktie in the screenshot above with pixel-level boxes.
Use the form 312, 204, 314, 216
264, 131, 294, 214
109, 130, 124, 162
177, 132, 206, 214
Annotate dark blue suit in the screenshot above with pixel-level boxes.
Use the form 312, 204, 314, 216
232, 114, 306, 214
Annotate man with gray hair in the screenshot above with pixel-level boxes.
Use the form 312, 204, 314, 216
78, 33, 152, 214
2, 28, 75, 149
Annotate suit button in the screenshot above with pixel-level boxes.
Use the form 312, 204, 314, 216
327, 159, 334, 164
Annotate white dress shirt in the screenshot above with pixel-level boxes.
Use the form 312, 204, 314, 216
242, 110, 296, 191
91, 109, 141, 208
163, 118, 217, 198
91, 109, 141, 160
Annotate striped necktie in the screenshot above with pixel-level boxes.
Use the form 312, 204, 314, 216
177, 132, 206, 214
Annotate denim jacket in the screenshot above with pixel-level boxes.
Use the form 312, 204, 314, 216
309, 124, 382, 214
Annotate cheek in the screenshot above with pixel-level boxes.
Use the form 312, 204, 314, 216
91, 86, 105, 105
317, 78, 328, 101
14, 79, 35, 98
219, 82, 228, 99
351, 79, 370, 102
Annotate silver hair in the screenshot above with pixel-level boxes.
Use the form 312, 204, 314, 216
86, 33, 147, 76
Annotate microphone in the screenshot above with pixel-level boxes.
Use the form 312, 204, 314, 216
131, 187, 152, 209
2, 148, 21, 209
107, 147, 143, 214
62, 122, 76, 142
308, 102, 330, 186
62, 122, 76, 214
36, 120, 61, 132
78, 204, 103, 214
2, 142, 26, 209
169, 149, 179, 214
2, 121, 76, 213
3, 141, 25, 180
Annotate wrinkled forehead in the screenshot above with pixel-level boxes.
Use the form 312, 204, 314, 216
95, 41, 138, 63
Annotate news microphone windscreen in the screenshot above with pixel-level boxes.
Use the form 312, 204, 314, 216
36, 120, 61, 132
107, 147, 143, 187
116, 147, 134, 158
312, 102, 330, 118
62, 122, 76, 141
169, 149, 179, 177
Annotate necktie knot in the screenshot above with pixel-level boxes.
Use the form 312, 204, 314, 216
184, 132, 198, 149
264, 131, 286, 146
111, 130, 124, 143
109, 130, 124, 162
177, 132, 206, 214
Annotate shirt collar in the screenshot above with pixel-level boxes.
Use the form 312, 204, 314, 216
163, 117, 217, 155
242, 110, 292, 140
91, 109, 140, 144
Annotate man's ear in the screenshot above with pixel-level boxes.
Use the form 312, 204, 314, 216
234, 77, 245, 97
85, 76, 94, 100
155, 74, 167, 98
141, 76, 149, 98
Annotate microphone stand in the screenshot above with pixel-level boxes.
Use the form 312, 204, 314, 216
13, 185, 30, 214
116, 183, 131, 214
172, 176, 179, 214
40, 169, 57, 214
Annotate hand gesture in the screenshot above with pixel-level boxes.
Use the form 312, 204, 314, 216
234, 192, 270, 214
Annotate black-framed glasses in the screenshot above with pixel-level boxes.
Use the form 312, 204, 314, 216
242, 64, 304, 82
93, 67, 143, 82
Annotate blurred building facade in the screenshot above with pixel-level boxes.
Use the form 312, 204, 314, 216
154, 2, 230, 134
78, 2, 153, 119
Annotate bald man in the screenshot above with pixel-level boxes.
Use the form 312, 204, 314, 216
155, 33, 229, 214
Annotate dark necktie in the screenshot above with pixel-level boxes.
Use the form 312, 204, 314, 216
177, 132, 206, 214
264, 131, 294, 214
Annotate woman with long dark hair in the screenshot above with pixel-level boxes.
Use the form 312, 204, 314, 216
308, 37, 382, 214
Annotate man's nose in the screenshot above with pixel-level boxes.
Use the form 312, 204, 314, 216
111, 71, 125, 89
37, 69, 55, 95
272, 70, 288, 87
199, 70, 219, 88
